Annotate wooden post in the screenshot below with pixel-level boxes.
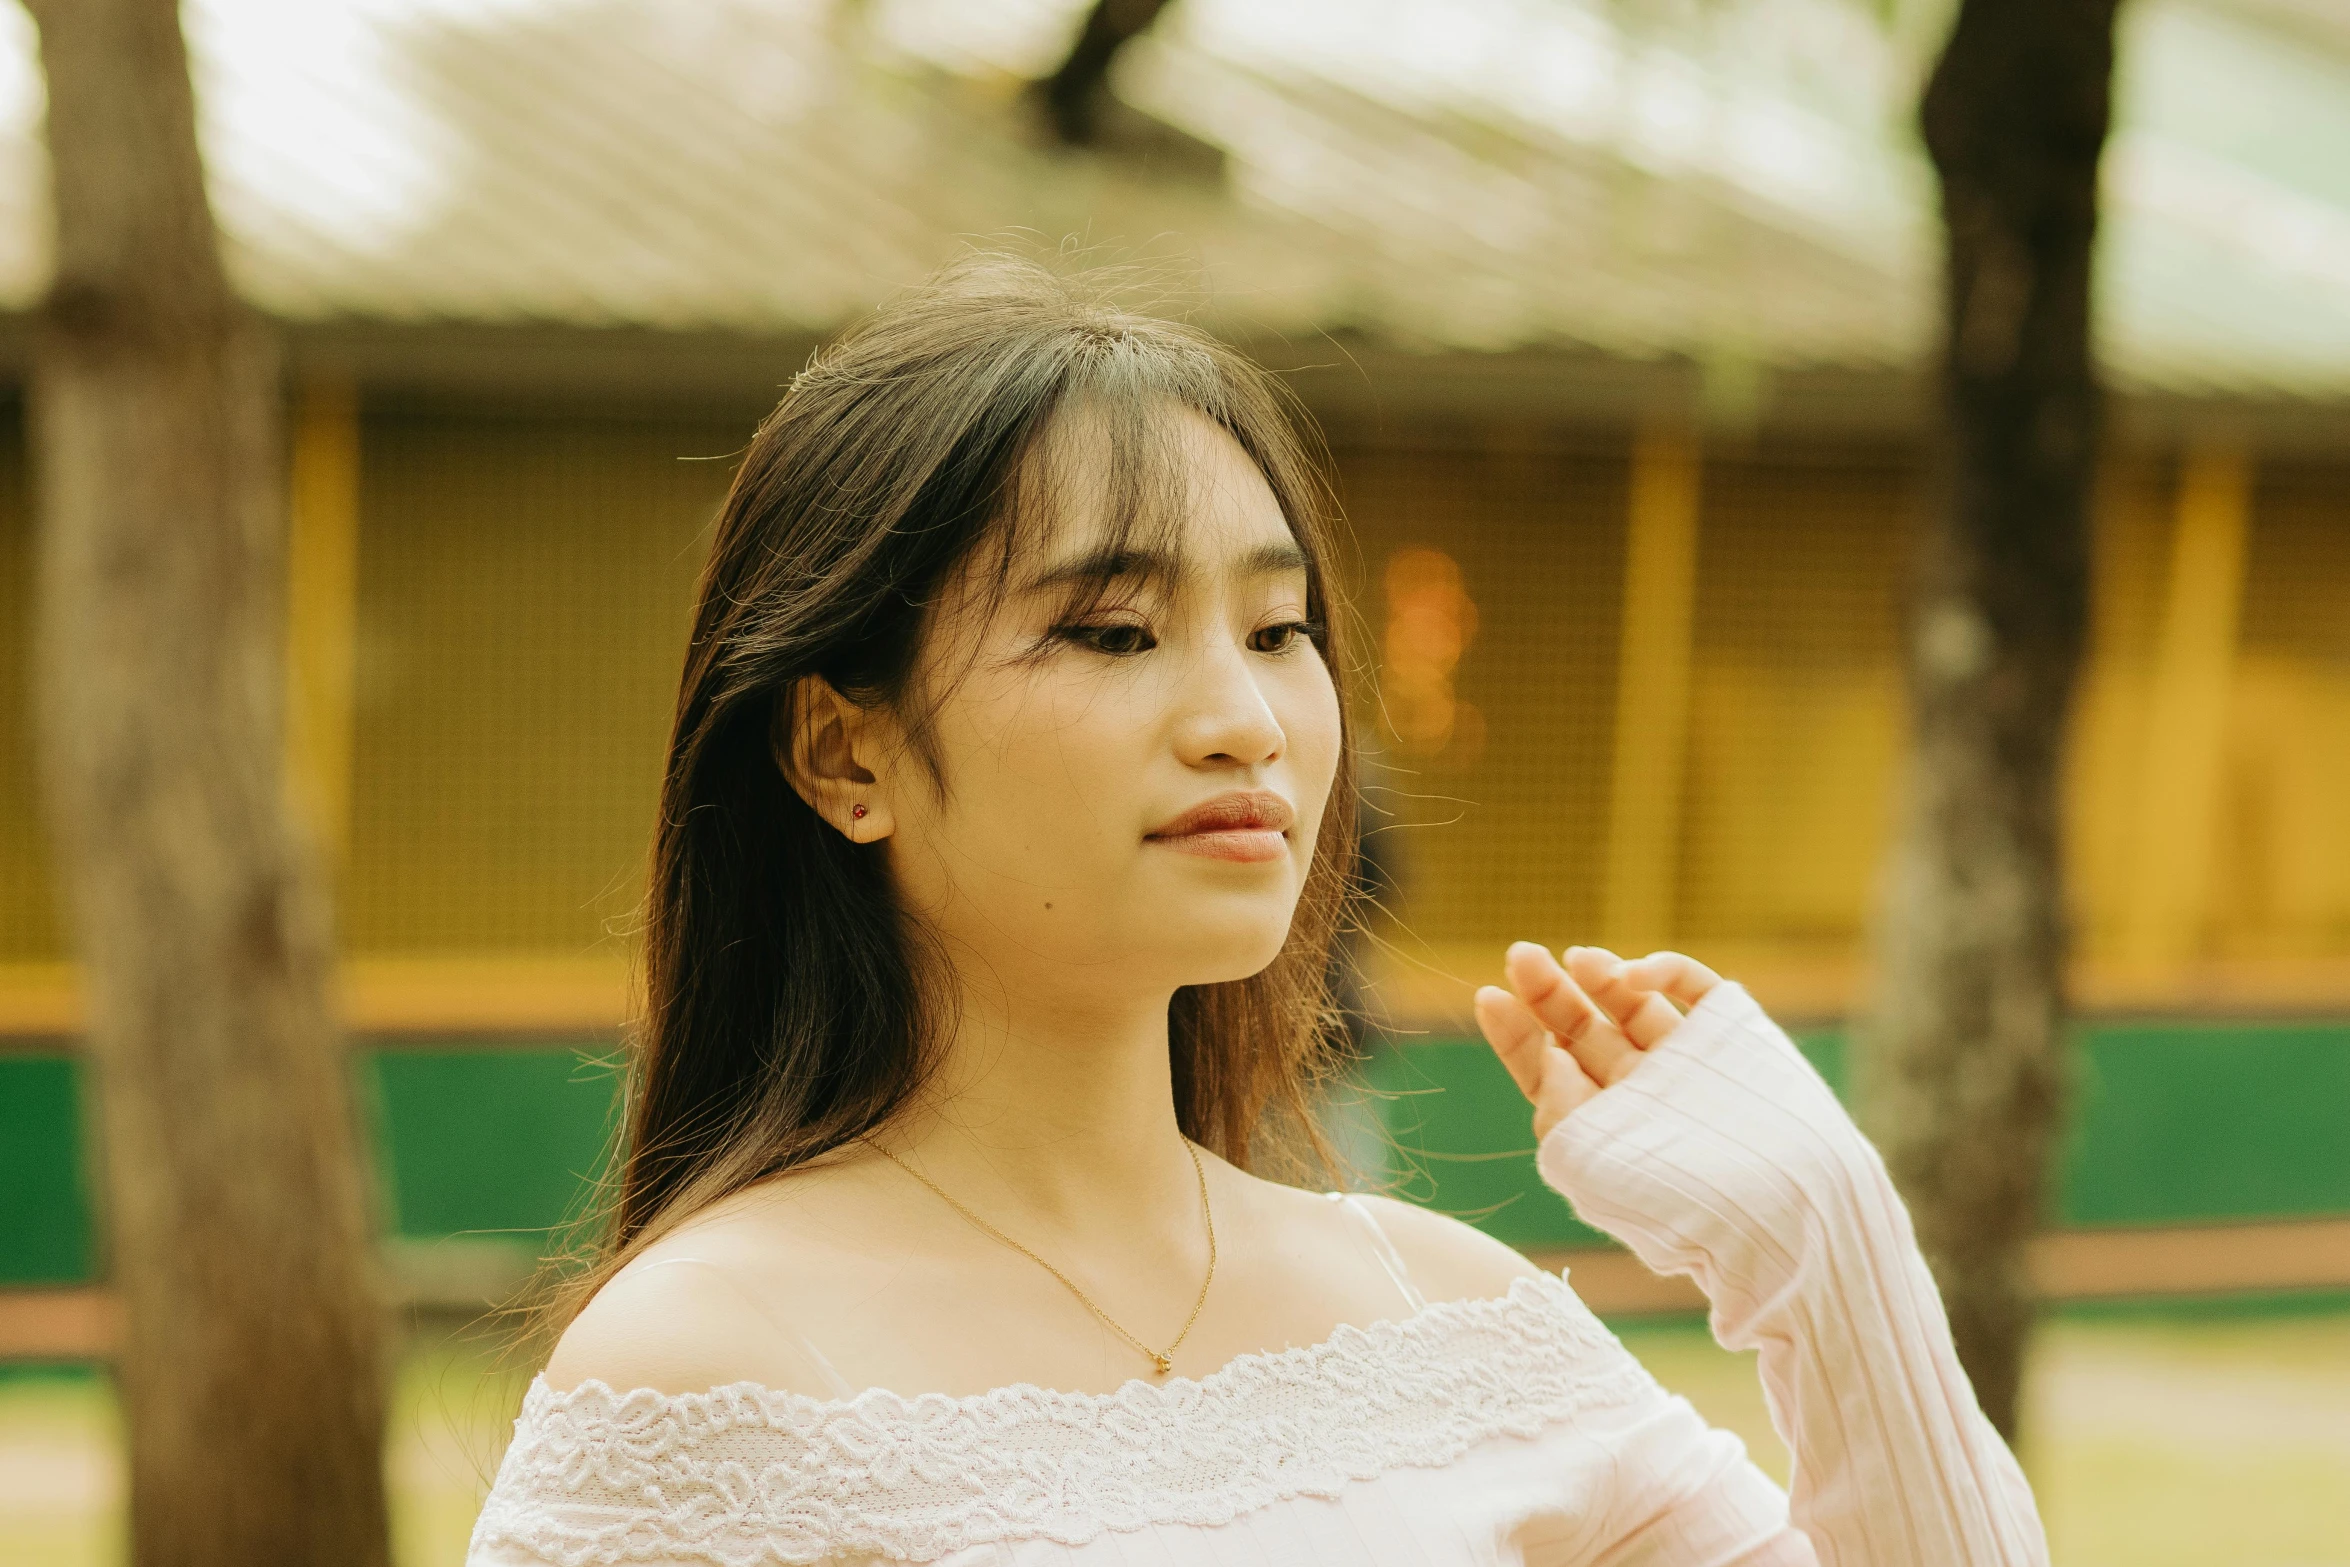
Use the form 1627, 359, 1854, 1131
1600, 424, 1701, 954
285, 379, 362, 873
2119, 441, 2252, 972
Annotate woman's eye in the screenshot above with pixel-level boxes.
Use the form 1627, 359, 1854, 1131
1249, 620, 1321, 654
1062, 621, 1157, 656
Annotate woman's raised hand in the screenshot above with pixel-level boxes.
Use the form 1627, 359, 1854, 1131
1474, 945, 1723, 1142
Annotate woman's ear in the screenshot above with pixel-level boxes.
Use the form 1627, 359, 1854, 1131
776, 675, 894, 842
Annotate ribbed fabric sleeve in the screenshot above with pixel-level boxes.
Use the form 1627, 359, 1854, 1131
1535, 982, 2050, 1567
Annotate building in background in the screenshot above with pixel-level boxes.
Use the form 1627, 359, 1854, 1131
2, 0, 2347, 1344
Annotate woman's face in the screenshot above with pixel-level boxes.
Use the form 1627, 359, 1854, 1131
878, 406, 1342, 1011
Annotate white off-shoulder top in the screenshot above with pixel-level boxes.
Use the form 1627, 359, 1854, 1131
468, 984, 2048, 1567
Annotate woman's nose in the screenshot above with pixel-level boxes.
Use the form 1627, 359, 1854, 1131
1175, 642, 1285, 767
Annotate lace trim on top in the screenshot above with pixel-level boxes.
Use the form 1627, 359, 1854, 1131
471, 1273, 1656, 1567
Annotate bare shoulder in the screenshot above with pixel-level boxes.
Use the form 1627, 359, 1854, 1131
1348, 1191, 1549, 1305
540, 1203, 840, 1399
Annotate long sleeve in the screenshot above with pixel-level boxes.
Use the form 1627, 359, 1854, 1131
1535, 982, 2049, 1567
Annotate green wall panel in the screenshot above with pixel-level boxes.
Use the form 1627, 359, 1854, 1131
1368, 1036, 1595, 1248
1372, 1021, 2349, 1244
2061, 1020, 2350, 1226
0, 1056, 91, 1284
2, 1019, 2344, 1288
367, 1048, 621, 1239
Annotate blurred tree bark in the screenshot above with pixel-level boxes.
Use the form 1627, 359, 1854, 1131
1034, 0, 1175, 145
1866, 0, 2120, 1440
23, 1, 392, 1561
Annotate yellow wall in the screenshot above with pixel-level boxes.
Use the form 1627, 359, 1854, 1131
0, 416, 56, 962
1350, 439, 2350, 1012
4, 406, 2348, 1021
343, 410, 741, 955
1342, 442, 1914, 961
1677, 451, 1909, 951
2067, 455, 2174, 962
2218, 463, 2350, 958
1333, 443, 1625, 953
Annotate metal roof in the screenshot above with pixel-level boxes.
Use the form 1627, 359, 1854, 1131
0, 0, 2342, 401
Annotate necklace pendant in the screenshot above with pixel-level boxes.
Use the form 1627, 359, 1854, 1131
1152, 1353, 1172, 1375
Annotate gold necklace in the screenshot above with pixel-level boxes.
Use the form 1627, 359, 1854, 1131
862, 1137, 1216, 1376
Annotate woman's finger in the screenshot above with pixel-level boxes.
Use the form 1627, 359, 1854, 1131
1473, 985, 1598, 1136
1619, 950, 1724, 1011
1564, 945, 1684, 1050
1503, 942, 1640, 1087
1472, 984, 1550, 1102
1532, 1046, 1600, 1140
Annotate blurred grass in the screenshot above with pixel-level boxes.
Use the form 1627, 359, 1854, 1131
0, 1321, 537, 1567
4, 1305, 2346, 1566
1617, 1305, 2350, 1566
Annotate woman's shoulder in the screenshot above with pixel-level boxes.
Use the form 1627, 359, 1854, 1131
539, 1176, 866, 1400
538, 1268, 743, 1399
1343, 1189, 1552, 1304
486, 1186, 1665, 1567
541, 1168, 1558, 1402
1242, 1173, 1548, 1307
538, 1251, 815, 1400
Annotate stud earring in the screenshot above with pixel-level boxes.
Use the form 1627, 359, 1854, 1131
851, 804, 868, 819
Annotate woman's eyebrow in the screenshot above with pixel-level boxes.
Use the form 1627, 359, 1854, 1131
1019, 545, 1172, 595
1019, 538, 1305, 595
1232, 539, 1309, 578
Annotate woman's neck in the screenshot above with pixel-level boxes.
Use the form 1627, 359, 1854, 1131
889, 974, 1196, 1232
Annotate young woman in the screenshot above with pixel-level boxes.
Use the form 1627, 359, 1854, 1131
468, 259, 2047, 1566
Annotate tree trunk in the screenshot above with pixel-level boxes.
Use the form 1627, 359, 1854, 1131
1033, 0, 1175, 145
23, 1, 392, 1560
1864, 0, 2119, 1441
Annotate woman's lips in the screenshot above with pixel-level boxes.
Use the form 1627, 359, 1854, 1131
1150, 827, 1289, 863
1146, 791, 1294, 864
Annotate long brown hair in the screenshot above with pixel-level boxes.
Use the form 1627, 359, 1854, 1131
563, 255, 1361, 1321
